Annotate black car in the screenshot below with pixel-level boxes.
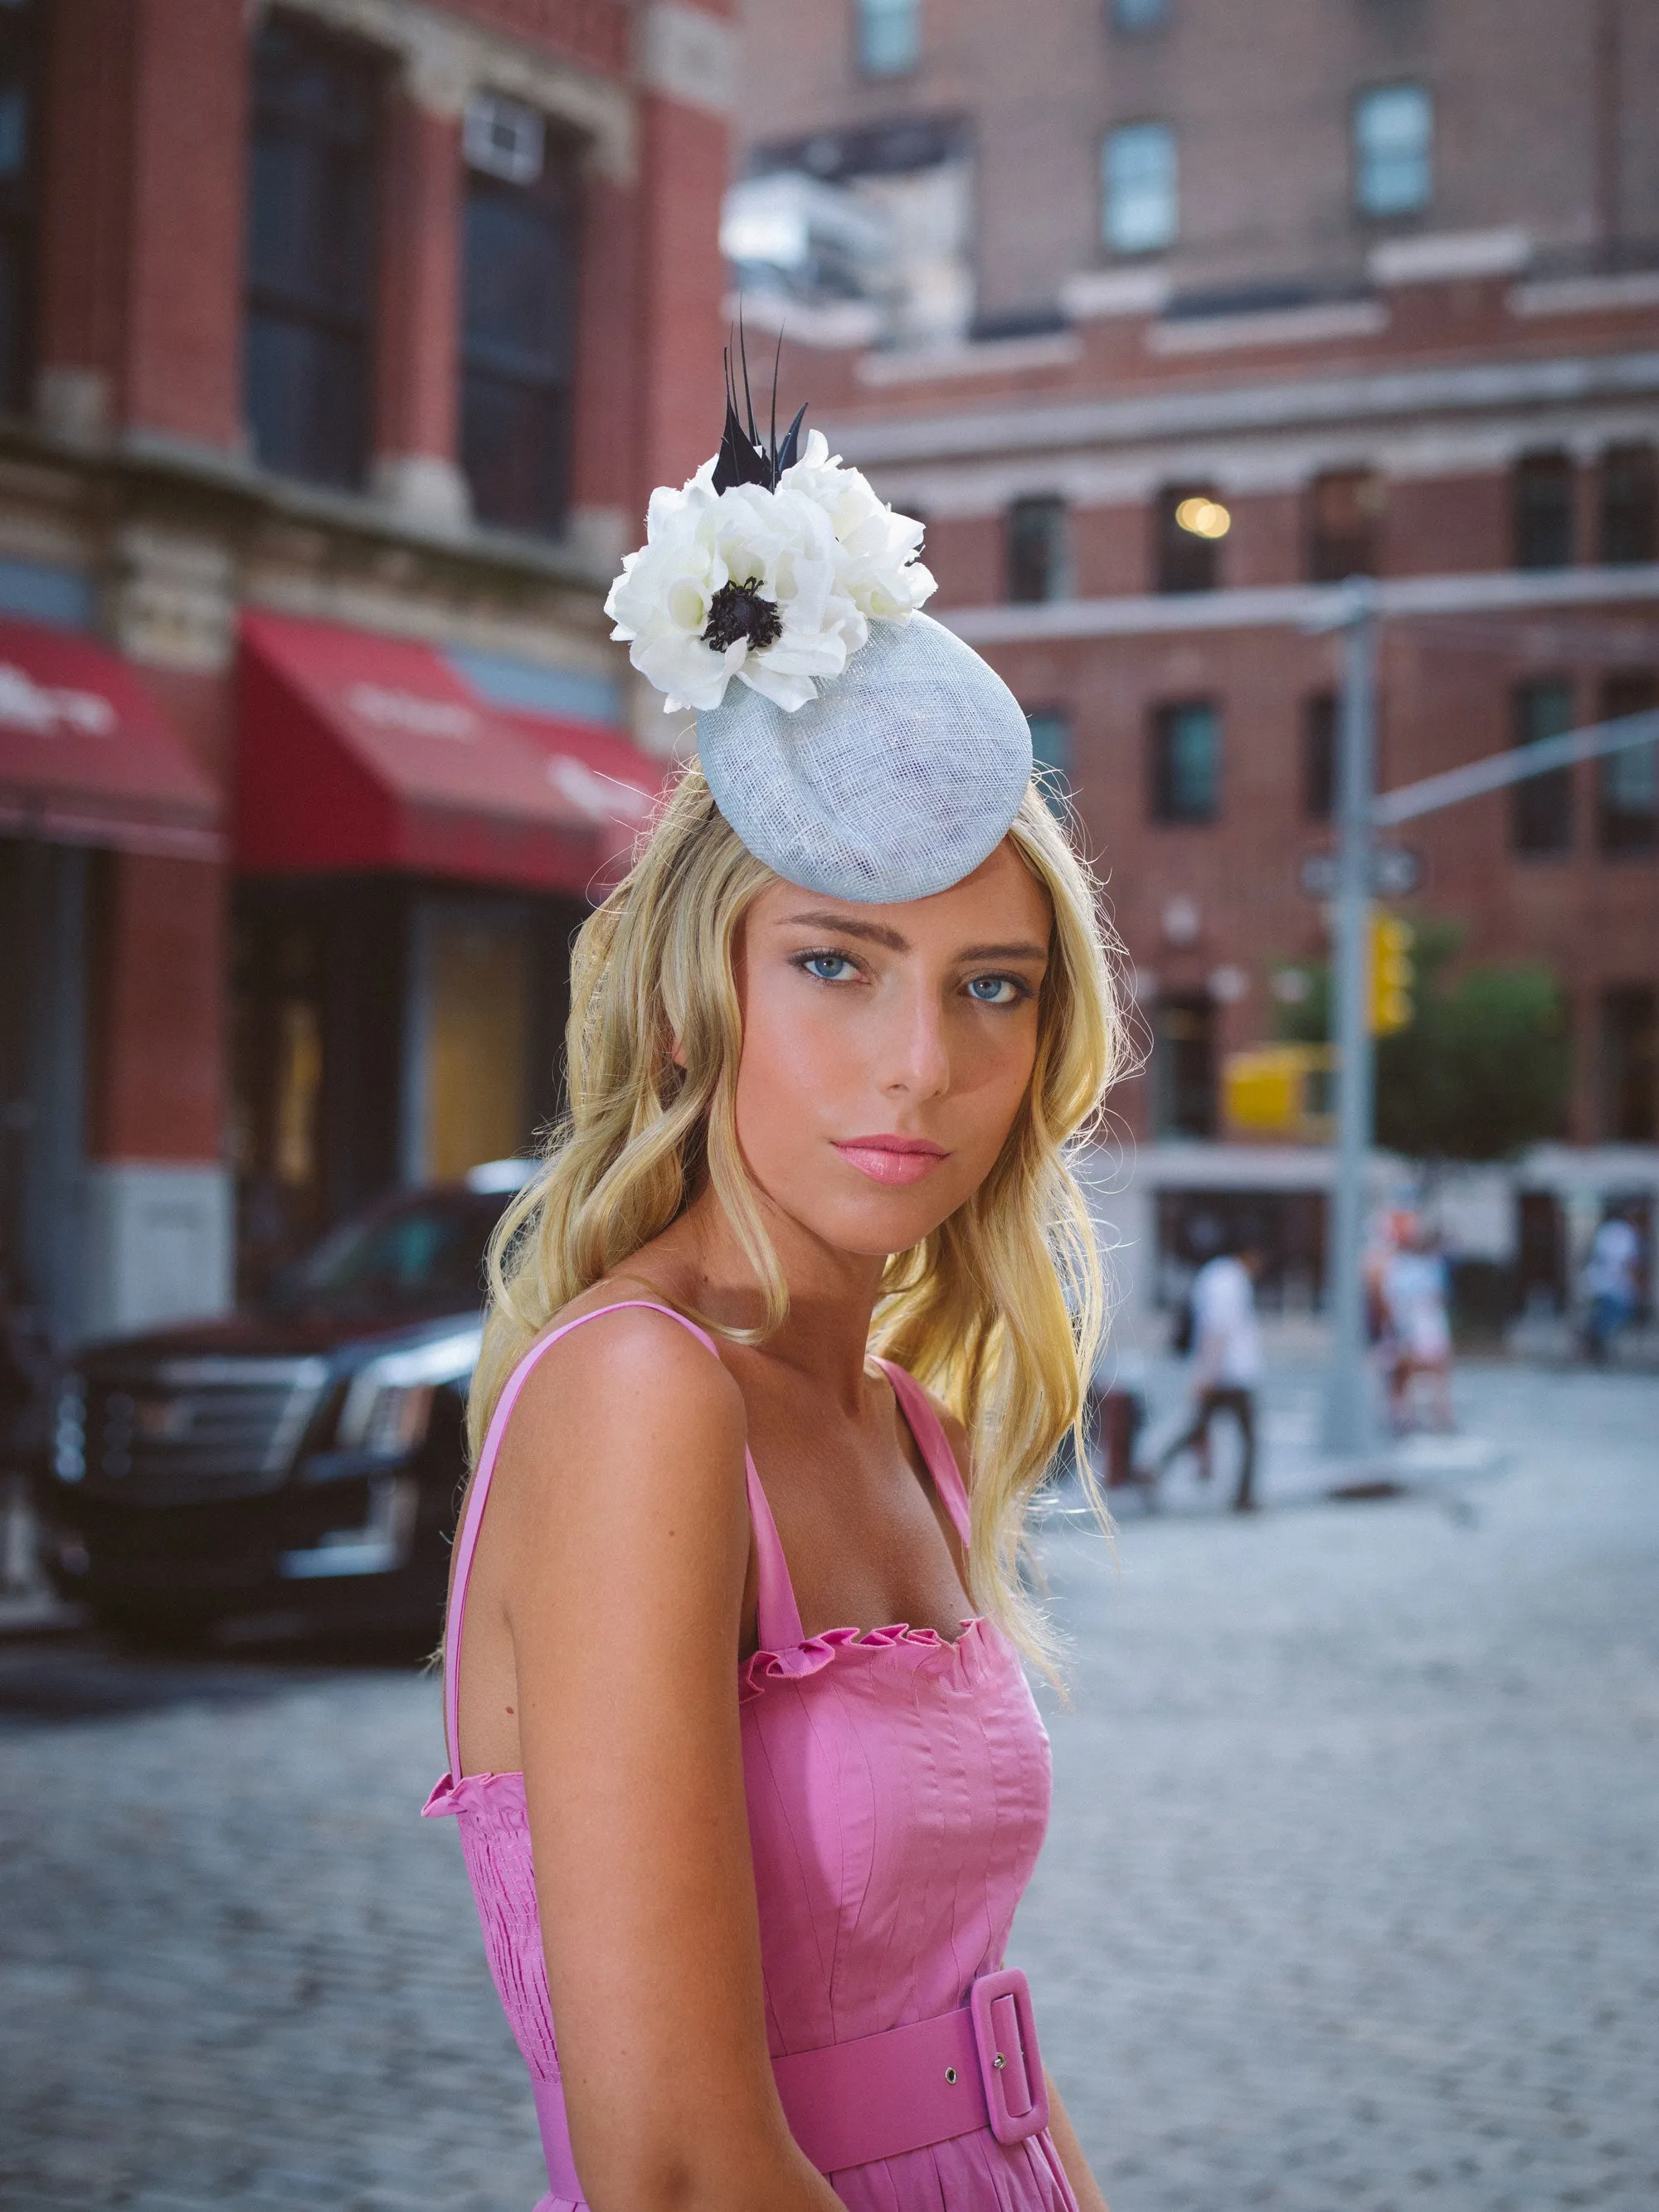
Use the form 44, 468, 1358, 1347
35, 1173, 526, 1647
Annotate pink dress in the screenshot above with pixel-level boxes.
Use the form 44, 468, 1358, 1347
424, 1301, 1080, 2211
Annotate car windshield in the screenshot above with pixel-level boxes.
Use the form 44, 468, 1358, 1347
264, 1192, 507, 1321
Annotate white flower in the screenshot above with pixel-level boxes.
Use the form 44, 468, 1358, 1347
779, 430, 937, 624
606, 434, 934, 714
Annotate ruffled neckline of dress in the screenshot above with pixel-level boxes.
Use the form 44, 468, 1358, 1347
425, 1614, 994, 1821
737, 1611, 990, 1703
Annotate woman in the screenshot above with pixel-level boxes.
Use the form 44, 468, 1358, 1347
426, 372, 1121, 2212
1382, 1218, 1454, 1432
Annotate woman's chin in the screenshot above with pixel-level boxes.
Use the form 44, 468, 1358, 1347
793, 1187, 965, 1259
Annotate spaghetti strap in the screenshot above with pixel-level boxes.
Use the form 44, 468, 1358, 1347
444, 1298, 797, 1778
876, 1359, 973, 1549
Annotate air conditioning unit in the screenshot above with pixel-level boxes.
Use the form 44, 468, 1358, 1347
465, 91, 544, 187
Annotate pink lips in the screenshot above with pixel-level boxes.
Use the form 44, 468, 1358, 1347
832, 1135, 951, 1188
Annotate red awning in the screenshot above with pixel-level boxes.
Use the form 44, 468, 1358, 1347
0, 616, 221, 858
236, 611, 665, 896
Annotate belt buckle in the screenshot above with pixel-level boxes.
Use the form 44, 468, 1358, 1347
969, 1967, 1048, 2146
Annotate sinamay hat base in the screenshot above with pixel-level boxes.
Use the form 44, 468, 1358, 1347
695, 614, 1034, 905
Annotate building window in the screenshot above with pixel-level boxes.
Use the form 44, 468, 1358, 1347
461, 97, 581, 538
1307, 469, 1384, 582
857, 0, 921, 77
1599, 674, 1659, 856
1151, 700, 1220, 824
245, 16, 383, 490
1155, 994, 1217, 1138
1601, 985, 1657, 1142
1155, 483, 1226, 592
1353, 83, 1433, 218
1303, 693, 1336, 821
1511, 680, 1575, 855
1103, 122, 1176, 256
1513, 450, 1575, 571
0, 0, 40, 416
1600, 443, 1657, 566
1110, 0, 1170, 29
1026, 707, 1073, 805
1006, 496, 1071, 603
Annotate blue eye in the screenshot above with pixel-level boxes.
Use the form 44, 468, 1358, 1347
800, 952, 859, 982
966, 975, 1024, 1005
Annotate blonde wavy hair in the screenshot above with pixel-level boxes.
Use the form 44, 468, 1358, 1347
469, 766, 1126, 1668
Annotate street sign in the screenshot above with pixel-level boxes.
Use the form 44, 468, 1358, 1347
1372, 845, 1422, 897
1223, 1044, 1337, 1138
1299, 846, 1421, 899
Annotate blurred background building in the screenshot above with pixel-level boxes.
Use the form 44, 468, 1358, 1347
729, 0, 1659, 1329
0, 0, 1655, 1359
0, 0, 732, 1345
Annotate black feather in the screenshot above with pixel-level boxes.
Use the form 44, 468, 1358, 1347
776, 401, 808, 475
738, 305, 757, 447
708, 320, 809, 493
770, 330, 781, 476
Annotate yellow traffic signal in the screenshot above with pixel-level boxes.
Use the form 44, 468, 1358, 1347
1369, 911, 1415, 1034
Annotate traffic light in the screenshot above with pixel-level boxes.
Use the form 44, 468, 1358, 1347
1369, 911, 1415, 1034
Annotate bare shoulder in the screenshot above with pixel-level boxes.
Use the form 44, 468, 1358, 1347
498, 1294, 747, 1510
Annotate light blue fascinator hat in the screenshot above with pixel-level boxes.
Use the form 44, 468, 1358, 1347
605, 353, 1033, 904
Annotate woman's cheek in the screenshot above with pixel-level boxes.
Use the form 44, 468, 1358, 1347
739, 980, 839, 1135
953, 1018, 1039, 1125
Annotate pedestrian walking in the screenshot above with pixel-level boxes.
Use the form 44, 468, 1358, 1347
1580, 1207, 1643, 1365
424, 367, 1114, 2212
1380, 1220, 1455, 1432
1159, 1242, 1264, 1511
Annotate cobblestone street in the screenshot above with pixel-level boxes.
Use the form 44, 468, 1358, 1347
2, 1364, 1656, 2212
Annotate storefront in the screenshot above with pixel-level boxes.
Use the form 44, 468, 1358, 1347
0, 614, 223, 1347
231, 612, 664, 1293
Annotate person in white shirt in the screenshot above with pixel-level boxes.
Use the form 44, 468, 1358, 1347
1160, 1243, 1265, 1511
1380, 1222, 1454, 1432
1581, 1209, 1642, 1364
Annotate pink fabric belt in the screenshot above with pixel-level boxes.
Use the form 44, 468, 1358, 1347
532, 1966, 1048, 2195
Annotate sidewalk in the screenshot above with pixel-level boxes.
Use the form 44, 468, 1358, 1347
1069, 1346, 1508, 1521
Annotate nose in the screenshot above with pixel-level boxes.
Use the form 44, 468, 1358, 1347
878, 979, 951, 1101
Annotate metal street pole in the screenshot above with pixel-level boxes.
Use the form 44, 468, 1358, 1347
1321, 578, 1379, 1456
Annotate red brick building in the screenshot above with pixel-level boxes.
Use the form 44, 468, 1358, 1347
0, 0, 733, 1344
731, 0, 1659, 1308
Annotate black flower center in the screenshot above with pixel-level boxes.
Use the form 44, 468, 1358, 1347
703, 576, 783, 656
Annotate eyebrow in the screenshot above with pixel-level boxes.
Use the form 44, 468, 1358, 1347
780, 910, 1048, 963
782, 909, 909, 949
